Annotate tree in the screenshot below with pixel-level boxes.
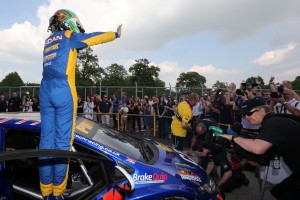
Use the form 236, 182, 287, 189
245, 76, 264, 88
175, 72, 206, 88
212, 80, 226, 89
102, 63, 129, 86
129, 58, 161, 86
76, 47, 104, 86
1, 72, 24, 86
292, 76, 300, 90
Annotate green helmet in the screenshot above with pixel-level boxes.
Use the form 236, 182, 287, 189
48, 9, 85, 33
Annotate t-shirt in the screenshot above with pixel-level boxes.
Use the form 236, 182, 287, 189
171, 101, 193, 137
99, 101, 112, 113
257, 116, 300, 173
119, 107, 129, 117
274, 98, 300, 114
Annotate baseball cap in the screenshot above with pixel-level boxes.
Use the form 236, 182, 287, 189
241, 99, 265, 116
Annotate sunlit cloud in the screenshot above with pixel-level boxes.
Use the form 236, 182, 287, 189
253, 43, 297, 66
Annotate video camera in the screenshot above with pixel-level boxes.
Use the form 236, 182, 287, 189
207, 124, 275, 165
270, 84, 284, 99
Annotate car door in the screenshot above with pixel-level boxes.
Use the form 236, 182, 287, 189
0, 128, 134, 200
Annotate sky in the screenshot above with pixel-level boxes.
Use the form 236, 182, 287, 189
0, 0, 300, 88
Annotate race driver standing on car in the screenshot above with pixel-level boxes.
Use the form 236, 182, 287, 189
39, 9, 122, 200
171, 93, 199, 151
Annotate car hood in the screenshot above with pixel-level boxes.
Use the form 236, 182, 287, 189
152, 141, 208, 186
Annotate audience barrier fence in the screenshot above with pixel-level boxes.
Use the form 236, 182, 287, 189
0, 110, 232, 137
78, 112, 232, 137
4, 85, 298, 101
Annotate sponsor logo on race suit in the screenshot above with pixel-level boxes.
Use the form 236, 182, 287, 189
45, 35, 63, 45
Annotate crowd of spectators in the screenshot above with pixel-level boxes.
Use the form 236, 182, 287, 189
0, 91, 40, 113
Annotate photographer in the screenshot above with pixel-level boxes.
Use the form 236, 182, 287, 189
188, 119, 248, 193
22, 92, 33, 112
220, 99, 300, 199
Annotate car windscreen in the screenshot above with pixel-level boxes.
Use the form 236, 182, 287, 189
93, 128, 145, 161
76, 118, 157, 163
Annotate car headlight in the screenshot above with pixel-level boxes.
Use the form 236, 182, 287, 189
199, 176, 217, 194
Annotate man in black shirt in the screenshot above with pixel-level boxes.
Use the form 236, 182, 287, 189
221, 99, 300, 199
188, 119, 246, 193
0, 95, 7, 112
8, 92, 21, 112
99, 95, 112, 126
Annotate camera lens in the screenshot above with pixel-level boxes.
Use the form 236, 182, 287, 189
270, 92, 282, 98
278, 85, 284, 93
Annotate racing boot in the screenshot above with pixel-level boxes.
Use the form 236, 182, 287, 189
62, 189, 71, 199
43, 194, 53, 200
53, 195, 64, 200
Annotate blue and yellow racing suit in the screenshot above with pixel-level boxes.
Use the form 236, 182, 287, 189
39, 30, 118, 197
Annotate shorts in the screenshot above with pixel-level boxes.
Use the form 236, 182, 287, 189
270, 173, 300, 200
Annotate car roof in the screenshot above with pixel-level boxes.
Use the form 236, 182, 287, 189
0, 113, 103, 142
0, 112, 41, 121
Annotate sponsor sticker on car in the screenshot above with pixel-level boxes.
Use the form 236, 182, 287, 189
132, 172, 168, 184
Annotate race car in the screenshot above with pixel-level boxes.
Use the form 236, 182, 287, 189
0, 113, 223, 200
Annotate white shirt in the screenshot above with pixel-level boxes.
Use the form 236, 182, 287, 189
120, 106, 129, 117
192, 101, 203, 117
274, 98, 300, 114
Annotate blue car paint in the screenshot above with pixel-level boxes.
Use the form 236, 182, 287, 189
0, 115, 222, 200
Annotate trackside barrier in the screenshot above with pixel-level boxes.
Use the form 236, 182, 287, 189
80, 112, 232, 137
80, 112, 161, 136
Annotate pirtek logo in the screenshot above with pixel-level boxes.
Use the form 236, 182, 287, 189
45, 35, 63, 45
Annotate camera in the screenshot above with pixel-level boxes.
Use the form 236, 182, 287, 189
277, 85, 284, 93
270, 92, 282, 99
198, 122, 276, 165
236, 89, 246, 96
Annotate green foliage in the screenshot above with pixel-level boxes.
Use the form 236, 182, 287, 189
129, 58, 162, 86
76, 47, 105, 85
292, 76, 300, 90
245, 76, 264, 87
102, 63, 129, 86
1, 72, 24, 86
175, 71, 206, 88
212, 80, 226, 89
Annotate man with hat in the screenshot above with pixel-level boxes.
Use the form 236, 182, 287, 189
220, 99, 300, 199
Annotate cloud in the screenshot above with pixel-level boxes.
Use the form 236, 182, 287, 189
253, 43, 298, 66
189, 65, 244, 87
0, 21, 44, 64
157, 61, 183, 86
1, 0, 300, 85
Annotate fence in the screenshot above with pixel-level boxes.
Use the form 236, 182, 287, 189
0, 85, 207, 100
1, 85, 299, 100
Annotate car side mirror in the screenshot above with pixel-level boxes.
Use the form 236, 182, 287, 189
115, 165, 135, 195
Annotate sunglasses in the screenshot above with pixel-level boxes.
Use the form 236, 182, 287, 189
246, 108, 260, 116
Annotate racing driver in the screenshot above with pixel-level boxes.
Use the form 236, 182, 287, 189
39, 9, 122, 200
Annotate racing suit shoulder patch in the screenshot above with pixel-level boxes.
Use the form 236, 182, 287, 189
64, 30, 73, 39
